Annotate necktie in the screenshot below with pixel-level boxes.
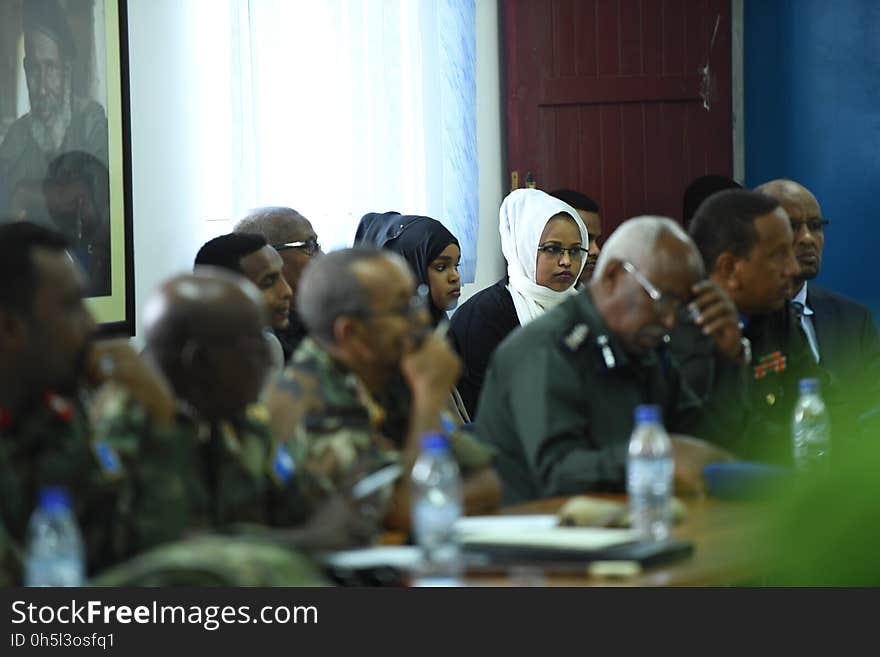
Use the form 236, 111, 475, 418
791, 301, 820, 364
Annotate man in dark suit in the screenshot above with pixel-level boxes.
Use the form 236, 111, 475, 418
757, 179, 880, 422
675, 189, 820, 464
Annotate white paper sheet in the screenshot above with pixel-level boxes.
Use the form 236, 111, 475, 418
320, 546, 421, 570
453, 514, 559, 536
459, 526, 640, 551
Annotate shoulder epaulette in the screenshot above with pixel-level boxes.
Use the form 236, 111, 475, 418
246, 404, 271, 426
561, 323, 590, 353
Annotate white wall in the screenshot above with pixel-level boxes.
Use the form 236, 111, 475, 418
125, 0, 504, 335
466, 0, 505, 301
127, 0, 233, 338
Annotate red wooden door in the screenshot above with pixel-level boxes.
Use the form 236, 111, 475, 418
503, 0, 733, 237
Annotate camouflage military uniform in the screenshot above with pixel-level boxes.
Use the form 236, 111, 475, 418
91, 534, 327, 586
273, 338, 494, 510
0, 389, 182, 583
83, 391, 327, 586
97, 395, 309, 533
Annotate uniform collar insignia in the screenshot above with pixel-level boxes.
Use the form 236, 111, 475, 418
272, 444, 296, 485
562, 323, 590, 352
93, 440, 123, 477
43, 392, 73, 423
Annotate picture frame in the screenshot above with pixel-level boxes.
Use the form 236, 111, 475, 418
0, 0, 134, 335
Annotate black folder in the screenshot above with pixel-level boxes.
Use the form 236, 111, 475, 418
463, 538, 694, 572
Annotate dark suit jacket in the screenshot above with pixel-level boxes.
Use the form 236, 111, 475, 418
807, 285, 880, 427
669, 302, 823, 464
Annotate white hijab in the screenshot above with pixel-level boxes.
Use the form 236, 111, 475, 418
500, 188, 589, 326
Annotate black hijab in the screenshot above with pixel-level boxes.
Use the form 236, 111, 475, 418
355, 212, 459, 325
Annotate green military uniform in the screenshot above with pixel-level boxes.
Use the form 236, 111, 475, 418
475, 290, 726, 505
274, 338, 494, 510
91, 535, 327, 586
98, 396, 309, 533
669, 303, 828, 464
0, 389, 182, 583
177, 403, 309, 530
91, 396, 321, 586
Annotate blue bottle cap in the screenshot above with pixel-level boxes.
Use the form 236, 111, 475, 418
634, 404, 661, 423
799, 378, 820, 394
421, 433, 450, 453
38, 487, 71, 512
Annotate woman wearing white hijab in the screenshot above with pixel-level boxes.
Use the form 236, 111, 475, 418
450, 188, 589, 417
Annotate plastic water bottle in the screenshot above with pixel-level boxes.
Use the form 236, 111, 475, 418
410, 433, 463, 586
24, 487, 85, 587
792, 378, 831, 473
627, 405, 674, 542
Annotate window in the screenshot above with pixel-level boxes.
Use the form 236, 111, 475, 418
189, 0, 478, 280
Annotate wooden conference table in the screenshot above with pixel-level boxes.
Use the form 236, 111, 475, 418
457, 495, 769, 587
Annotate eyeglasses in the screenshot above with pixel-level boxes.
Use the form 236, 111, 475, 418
790, 219, 829, 234
622, 261, 681, 318
272, 239, 321, 256
537, 245, 587, 260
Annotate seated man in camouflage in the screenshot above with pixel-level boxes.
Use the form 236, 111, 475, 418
130, 270, 375, 550
0, 222, 179, 582
267, 248, 501, 528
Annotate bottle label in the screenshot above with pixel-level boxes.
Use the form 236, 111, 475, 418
412, 499, 462, 545
627, 457, 673, 541
25, 556, 84, 587
792, 396, 830, 473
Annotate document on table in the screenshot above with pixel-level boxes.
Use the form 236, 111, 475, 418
455, 515, 639, 550
321, 546, 421, 570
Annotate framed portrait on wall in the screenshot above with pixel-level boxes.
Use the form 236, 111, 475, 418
0, 0, 133, 334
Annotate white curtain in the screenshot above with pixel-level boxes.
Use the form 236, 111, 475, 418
187, 0, 478, 280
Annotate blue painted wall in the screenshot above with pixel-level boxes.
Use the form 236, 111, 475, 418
744, 0, 880, 320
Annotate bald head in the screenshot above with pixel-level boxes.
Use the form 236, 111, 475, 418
757, 179, 824, 284
235, 207, 312, 244
297, 247, 412, 345
756, 179, 820, 212
142, 269, 270, 419
235, 207, 320, 301
143, 269, 266, 347
297, 247, 424, 380
591, 216, 704, 355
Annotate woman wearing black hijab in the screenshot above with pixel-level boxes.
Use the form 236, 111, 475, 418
355, 212, 462, 326
355, 211, 469, 425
